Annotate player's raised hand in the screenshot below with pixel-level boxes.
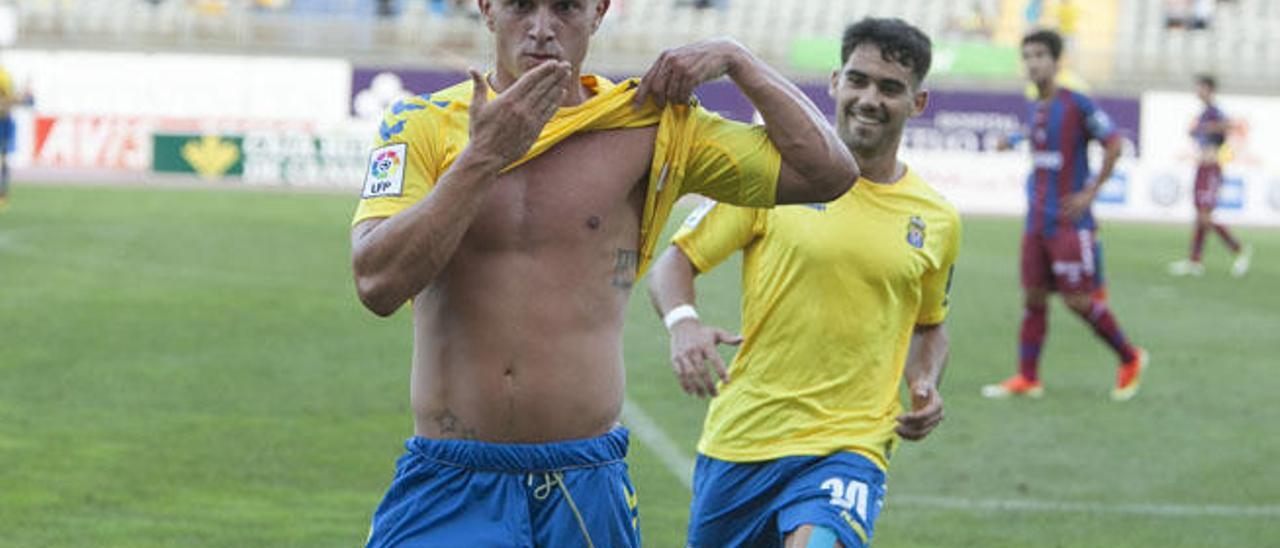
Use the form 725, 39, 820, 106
668, 319, 743, 398
895, 385, 944, 441
467, 62, 571, 168
634, 38, 747, 108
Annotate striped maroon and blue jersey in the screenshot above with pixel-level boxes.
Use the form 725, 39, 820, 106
1192, 104, 1226, 148
1024, 88, 1119, 236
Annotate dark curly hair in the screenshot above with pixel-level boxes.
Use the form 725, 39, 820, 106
1021, 29, 1064, 61
840, 17, 933, 87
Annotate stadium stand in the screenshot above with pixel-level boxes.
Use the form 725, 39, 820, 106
7, 0, 1279, 93
1118, 0, 1280, 87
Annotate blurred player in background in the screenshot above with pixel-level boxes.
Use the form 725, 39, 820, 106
1167, 74, 1252, 277
647, 18, 958, 547
982, 29, 1148, 401
348, 0, 857, 545
0, 60, 30, 210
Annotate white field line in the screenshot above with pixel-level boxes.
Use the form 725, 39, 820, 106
621, 398, 1280, 519
621, 397, 694, 489
890, 495, 1280, 517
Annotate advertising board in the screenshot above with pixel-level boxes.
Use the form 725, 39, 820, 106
34, 116, 152, 171
5, 50, 351, 123
152, 125, 368, 188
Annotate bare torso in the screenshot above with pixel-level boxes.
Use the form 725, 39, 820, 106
411, 126, 657, 443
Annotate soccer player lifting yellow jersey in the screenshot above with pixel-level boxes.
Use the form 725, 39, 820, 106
349, 1, 858, 546
648, 18, 959, 548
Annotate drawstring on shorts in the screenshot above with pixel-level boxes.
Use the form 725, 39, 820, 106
528, 472, 595, 548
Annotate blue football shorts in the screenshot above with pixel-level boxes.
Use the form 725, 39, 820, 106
1, 116, 14, 154
687, 451, 887, 548
366, 426, 641, 548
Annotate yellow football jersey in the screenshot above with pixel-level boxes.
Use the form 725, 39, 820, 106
0, 67, 15, 106
351, 74, 781, 276
673, 168, 961, 470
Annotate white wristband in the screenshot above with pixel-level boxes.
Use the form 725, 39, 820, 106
663, 304, 699, 331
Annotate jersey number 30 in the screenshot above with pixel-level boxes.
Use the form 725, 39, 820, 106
820, 477, 869, 521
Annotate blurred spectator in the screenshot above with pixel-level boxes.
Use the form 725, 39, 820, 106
455, 0, 480, 19
287, 0, 405, 17
1055, 0, 1078, 54
425, 0, 478, 18
1055, 0, 1078, 35
1191, 0, 1217, 28
1166, 0, 1216, 30
376, 0, 396, 18
254, 0, 291, 10
689, 0, 727, 9
1024, 0, 1043, 28
191, 0, 228, 16
1165, 0, 1191, 28
947, 1, 995, 40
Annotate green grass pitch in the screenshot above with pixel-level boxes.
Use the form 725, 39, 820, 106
1, 184, 1277, 547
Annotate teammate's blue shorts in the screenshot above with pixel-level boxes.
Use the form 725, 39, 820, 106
366, 427, 641, 548
1, 116, 14, 154
687, 451, 887, 548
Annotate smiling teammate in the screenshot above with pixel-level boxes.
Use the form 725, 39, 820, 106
648, 18, 958, 547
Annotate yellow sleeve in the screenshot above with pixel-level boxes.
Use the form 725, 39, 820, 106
917, 211, 961, 325
351, 97, 445, 227
671, 200, 764, 274
0, 69, 14, 100
680, 106, 780, 208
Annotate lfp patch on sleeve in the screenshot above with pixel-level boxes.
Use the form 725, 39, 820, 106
362, 143, 407, 198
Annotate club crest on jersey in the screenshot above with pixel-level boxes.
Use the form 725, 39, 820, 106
906, 215, 926, 248
363, 143, 406, 198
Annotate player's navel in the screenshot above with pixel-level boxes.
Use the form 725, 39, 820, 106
586, 216, 601, 230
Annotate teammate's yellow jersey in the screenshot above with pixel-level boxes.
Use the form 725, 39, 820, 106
673, 168, 960, 470
352, 74, 781, 276
0, 67, 15, 110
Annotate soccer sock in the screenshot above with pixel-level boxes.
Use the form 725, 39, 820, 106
1190, 224, 1207, 262
1018, 303, 1048, 381
1075, 301, 1136, 364
1213, 224, 1242, 253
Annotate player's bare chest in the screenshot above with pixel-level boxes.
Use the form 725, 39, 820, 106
468, 128, 655, 246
